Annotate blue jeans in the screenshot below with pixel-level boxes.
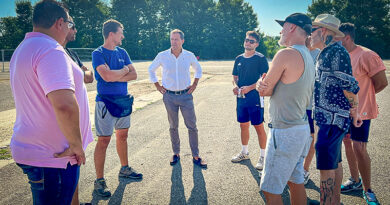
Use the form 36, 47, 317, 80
17, 163, 79, 205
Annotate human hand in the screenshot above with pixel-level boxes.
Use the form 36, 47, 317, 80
122, 65, 130, 73
233, 87, 239, 95
54, 144, 85, 166
256, 73, 267, 93
156, 84, 166, 94
240, 86, 251, 94
187, 83, 197, 94
352, 114, 363, 128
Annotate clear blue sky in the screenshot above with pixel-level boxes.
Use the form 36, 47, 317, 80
0, 0, 311, 36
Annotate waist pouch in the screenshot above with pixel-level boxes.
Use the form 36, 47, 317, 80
98, 94, 134, 117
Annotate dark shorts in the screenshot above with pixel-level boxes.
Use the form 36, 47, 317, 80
315, 124, 347, 170
306, 110, 314, 134
236, 101, 264, 125
350, 120, 371, 142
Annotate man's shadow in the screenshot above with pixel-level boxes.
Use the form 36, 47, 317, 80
187, 165, 208, 204
169, 161, 208, 205
169, 162, 186, 205
90, 176, 143, 205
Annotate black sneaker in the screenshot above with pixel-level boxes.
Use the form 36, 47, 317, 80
93, 178, 111, 197
119, 166, 143, 179
341, 177, 362, 193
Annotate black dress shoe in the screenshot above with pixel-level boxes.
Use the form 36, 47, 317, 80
170, 155, 180, 165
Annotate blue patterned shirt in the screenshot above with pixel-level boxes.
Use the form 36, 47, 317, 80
314, 42, 360, 131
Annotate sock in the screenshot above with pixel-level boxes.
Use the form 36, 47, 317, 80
121, 165, 128, 170
260, 149, 265, 157
97, 177, 104, 181
241, 145, 248, 154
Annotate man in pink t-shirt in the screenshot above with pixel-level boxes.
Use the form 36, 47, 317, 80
10, 1, 93, 204
337, 23, 388, 204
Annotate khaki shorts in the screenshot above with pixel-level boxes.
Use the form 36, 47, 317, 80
95, 101, 130, 136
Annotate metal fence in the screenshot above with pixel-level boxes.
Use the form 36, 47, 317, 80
1, 48, 95, 72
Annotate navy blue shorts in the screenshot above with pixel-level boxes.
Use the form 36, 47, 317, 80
236, 102, 264, 125
315, 124, 347, 170
306, 110, 314, 134
350, 120, 371, 142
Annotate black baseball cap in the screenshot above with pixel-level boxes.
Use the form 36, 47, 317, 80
275, 13, 312, 35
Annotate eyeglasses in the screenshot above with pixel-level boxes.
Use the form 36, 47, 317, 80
311, 27, 322, 33
245, 38, 257, 44
65, 20, 75, 29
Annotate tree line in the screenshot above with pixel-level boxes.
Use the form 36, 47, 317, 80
0, 0, 272, 60
308, 0, 390, 58
1, 0, 389, 60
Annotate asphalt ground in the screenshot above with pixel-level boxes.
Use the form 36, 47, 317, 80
0, 61, 389, 204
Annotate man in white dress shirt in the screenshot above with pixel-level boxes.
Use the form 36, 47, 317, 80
148, 29, 207, 168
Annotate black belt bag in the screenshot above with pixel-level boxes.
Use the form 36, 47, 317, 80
98, 94, 134, 118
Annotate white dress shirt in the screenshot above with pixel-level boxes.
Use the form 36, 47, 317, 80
148, 48, 202, 91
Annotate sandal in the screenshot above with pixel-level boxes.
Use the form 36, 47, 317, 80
193, 157, 207, 168
170, 155, 180, 165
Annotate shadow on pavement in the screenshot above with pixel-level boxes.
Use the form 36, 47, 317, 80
169, 162, 186, 205
305, 179, 321, 193
187, 165, 208, 204
89, 177, 143, 205
238, 160, 267, 203
169, 161, 208, 205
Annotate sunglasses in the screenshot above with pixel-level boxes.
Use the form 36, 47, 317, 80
245, 38, 257, 44
65, 20, 75, 29
311, 27, 322, 33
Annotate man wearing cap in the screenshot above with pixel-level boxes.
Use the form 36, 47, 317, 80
256, 13, 314, 204
337, 22, 387, 204
311, 14, 362, 204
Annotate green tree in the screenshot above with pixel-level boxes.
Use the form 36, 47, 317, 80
62, 0, 109, 48
214, 0, 259, 59
308, 0, 390, 58
164, 0, 216, 59
263, 35, 280, 59
0, 0, 32, 50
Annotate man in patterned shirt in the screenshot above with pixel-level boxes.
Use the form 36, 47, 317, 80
311, 14, 362, 204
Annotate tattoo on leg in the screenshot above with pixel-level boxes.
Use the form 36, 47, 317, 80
320, 178, 335, 203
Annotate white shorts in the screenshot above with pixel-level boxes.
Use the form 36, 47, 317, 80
260, 124, 312, 194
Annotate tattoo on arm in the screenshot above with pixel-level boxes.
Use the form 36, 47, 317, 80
320, 178, 335, 204
348, 97, 358, 107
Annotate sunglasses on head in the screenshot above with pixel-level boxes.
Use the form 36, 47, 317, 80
245, 38, 257, 44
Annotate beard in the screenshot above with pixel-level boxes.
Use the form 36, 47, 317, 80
244, 46, 254, 51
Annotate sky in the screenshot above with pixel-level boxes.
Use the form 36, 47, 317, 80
0, 0, 311, 37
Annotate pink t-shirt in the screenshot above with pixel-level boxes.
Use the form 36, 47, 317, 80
349, 45, 387, 120
10, 32, 93, 168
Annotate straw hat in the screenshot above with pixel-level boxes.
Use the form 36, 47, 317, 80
312, 14, 345, 37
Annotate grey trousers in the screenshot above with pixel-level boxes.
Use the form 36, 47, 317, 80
163, 92, 199, 157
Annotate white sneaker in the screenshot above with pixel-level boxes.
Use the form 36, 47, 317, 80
259, 170, 263, 178
231, 152, 249, 162
255, 156, 264, 170
303, 170, 310, 185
